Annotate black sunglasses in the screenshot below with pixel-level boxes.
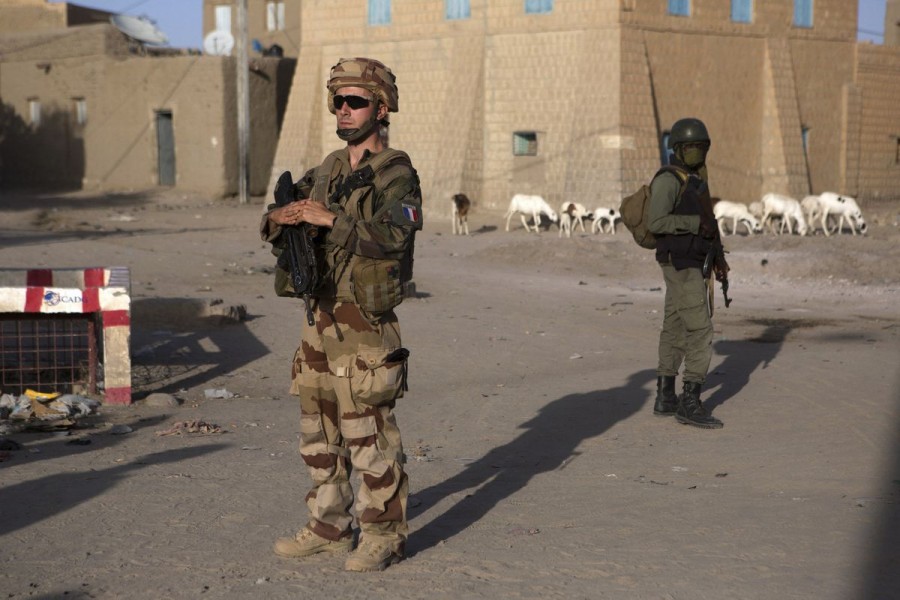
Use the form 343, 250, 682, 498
333, 95, 373, 110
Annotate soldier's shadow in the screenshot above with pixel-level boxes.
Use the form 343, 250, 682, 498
407, 369, 656, 556
704, 323, 792, 412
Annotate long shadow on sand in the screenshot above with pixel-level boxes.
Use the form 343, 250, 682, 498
130, 298, 269, 398
408, 369, 656, 556
704, 322, 793, 412
0, 444, 226, 536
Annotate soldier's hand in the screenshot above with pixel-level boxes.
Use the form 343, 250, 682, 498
268, 202, 304, 226
699, 219, 717, 240
714, 258, 730, 282
294, 200, 337, 228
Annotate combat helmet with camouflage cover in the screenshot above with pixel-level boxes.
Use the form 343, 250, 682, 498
327, 57, 399, 116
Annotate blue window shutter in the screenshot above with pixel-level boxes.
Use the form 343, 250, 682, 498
368, 0, 391, 25
446, 0, 471, 20
794, 0, 813, 27
731, 0, 752, 23
525, 0, 553, 15
668, 0, 690, 17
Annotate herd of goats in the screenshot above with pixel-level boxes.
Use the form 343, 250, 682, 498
449, 191, 868, 238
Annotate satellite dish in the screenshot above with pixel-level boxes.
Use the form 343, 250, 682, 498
204, 30, 235, 56
110, 14, 169, 45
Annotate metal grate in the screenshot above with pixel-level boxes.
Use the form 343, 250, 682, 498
0, 314, 98, 396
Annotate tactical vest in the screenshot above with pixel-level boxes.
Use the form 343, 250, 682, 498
311, 148, 420, 311
654, 170, 712, 270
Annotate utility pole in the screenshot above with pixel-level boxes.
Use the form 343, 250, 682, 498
236, 0, 249, 204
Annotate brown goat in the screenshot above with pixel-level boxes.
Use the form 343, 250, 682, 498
451, 193, 471, 235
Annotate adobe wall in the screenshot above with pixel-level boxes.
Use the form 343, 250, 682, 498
1, 23, 291, 196
272, 0, 623, 214
854, 44, 900, 202
84, 55, 230, 193
271, 0, 897, 214
0, 1, 113, 35
0, 1, 67, 35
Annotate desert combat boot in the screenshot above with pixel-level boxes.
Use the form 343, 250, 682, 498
675, 381, 723, 429
653, 375, 678, 416
274, 527, 352, 558
344, 538, 403, 572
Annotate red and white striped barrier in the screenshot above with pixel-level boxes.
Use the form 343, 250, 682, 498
0, 267, 132, 404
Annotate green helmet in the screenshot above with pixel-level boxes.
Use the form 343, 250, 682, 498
668, 118, 710, 148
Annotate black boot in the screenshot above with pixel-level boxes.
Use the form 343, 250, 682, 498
653, 376, 678, 416
676, 381, 723, 429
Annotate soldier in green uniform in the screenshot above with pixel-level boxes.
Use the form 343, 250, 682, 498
261, 57, 423, 571
647, 117, 726, 429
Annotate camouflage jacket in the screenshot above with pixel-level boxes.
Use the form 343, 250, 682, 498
261, 147, 423, 301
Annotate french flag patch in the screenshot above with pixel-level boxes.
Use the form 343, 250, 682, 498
402, 204, 419, 222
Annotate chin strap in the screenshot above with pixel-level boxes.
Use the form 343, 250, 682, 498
336, 99, 381, 142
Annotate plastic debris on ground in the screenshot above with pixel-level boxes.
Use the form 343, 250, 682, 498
0, 389, 101, 433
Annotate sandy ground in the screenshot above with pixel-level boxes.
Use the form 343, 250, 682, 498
0, 189, 899, 600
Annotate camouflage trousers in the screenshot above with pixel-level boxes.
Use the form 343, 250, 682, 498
290, 298, 409, 553
657, 263, 713, 384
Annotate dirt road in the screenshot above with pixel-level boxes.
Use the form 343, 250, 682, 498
1, 190, 898, 599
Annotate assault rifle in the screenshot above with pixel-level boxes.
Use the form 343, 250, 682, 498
702, 239, 732, 312
273, 170, 319, 326
697, 181, 732, 315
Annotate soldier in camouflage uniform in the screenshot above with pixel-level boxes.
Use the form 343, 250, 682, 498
261, 57, 423, 571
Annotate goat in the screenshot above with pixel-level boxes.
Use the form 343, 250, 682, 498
451, 193, 471, 235
761, 193, 808, 236
748, 201, 764, 220
591, 207, 621, 234
558, 211, 573, 238
817, 192, 868, 236
713, 200, 762, 236
800, 195, 824, 233
559, 202, 589, 234
504, 194, 559, 233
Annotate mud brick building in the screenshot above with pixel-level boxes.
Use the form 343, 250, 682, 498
266, 0, 900, 214
0, 0, 294, 196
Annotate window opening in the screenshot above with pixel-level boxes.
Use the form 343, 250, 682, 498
731, 0, 752, 23
525, 0, 553, 15
215, 5, 232, 31
267, 2, 285, 31
513, 132, 538, 156
793, 0, 813, 28
369, 0, 391, 25
446, 0, 471, 19
28, 98, 41, 127
668, 0, 690, 17
73, 98, 87, 126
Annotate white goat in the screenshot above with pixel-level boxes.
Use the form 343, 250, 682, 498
748, 201, 764, 220
451, 193, 471, 235
505, 194, 559, 233
713, 200, 762, 236
591, 207, 621, 234
761, 193, 808, 236
558, 212, 573, 238
559, 202, 589, 234
800, 195, 824, 233
817, 192, 868, 236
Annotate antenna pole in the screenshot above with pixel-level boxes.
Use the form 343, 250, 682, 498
236, 0, 250, 204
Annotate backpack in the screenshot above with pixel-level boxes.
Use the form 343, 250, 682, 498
620, 165, 689, 249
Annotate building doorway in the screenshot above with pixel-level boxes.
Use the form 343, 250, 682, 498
156, 110, 176, 186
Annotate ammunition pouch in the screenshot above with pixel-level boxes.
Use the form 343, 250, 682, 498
351, 257, 403, 317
